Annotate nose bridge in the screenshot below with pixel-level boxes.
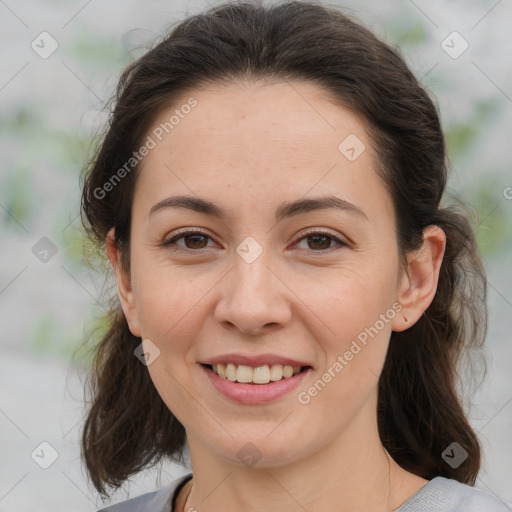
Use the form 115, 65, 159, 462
235, 244, 273, 293
215, 237, 291, 333
231, 239, 277, 307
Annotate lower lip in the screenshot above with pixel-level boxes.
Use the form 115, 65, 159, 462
200, 364, 312, 405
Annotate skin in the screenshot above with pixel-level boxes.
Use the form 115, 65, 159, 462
106, 79, 446, 512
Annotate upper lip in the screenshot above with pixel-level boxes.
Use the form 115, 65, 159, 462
201, 353, 313, 368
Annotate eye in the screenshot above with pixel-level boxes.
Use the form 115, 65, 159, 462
162, 228, 347, 253
294, 229, 347, 252
163, 229, 215, 251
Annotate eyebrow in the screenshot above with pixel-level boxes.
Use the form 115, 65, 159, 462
147, 194, 368, 222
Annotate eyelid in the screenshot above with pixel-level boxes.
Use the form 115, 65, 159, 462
163, 227, 213, 246
167, 227, 211, 238
297, 227, 346, 242
294, 227, 348, 250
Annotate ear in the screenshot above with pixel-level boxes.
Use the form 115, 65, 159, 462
391, 225, 446, 332
105, 228, 141, 337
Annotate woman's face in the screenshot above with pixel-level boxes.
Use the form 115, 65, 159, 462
113, 80, 412, 468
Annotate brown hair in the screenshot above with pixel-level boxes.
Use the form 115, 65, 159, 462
80, 0, 487, 499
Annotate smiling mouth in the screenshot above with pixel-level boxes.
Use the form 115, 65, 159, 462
202, 363, 311, 384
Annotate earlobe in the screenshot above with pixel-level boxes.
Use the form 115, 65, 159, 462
105, 228, 142, 337
391, 225, 446, 332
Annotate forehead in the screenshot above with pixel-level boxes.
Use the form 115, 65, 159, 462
144, 78, 367, 160
155, 79, 359, 145
134, 79, 394, 225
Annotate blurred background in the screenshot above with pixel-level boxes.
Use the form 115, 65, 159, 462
0, 0, 511, 510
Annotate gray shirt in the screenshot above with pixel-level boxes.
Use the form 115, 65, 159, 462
97, 473, 512, 511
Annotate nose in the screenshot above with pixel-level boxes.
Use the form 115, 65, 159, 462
214, 252, 292, 336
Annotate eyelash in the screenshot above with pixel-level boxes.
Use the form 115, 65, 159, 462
162, 228, 347, 253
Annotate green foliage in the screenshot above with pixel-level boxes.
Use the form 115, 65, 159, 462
30, 316, 79, 359
61, 224, 89, 270
67, 29, 131, 70
1, 165, 33, 231
73, 310, 113, 369
468, 176, 511, 256
390, 20, 428, 46
445, 99, 498, 159
30, 306, 109, 365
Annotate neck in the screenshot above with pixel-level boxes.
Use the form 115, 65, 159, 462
182, 397, 421, 512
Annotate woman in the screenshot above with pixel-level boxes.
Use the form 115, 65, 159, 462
80, 1, 511, 511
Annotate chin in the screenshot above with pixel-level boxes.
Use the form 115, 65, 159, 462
211, 433, 309, 470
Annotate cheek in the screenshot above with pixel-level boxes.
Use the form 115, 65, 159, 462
305, 274, 395, 403
131, 255, 213, 339
145, 360, 197, 429
303, 322, 391, 433
312, 269, 395, 344
135, 271, 210, 424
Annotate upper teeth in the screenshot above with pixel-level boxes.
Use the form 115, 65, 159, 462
211, 363, 302, 384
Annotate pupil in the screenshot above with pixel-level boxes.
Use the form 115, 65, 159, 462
309, 235, 330, 250
187, 234, 207, 249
